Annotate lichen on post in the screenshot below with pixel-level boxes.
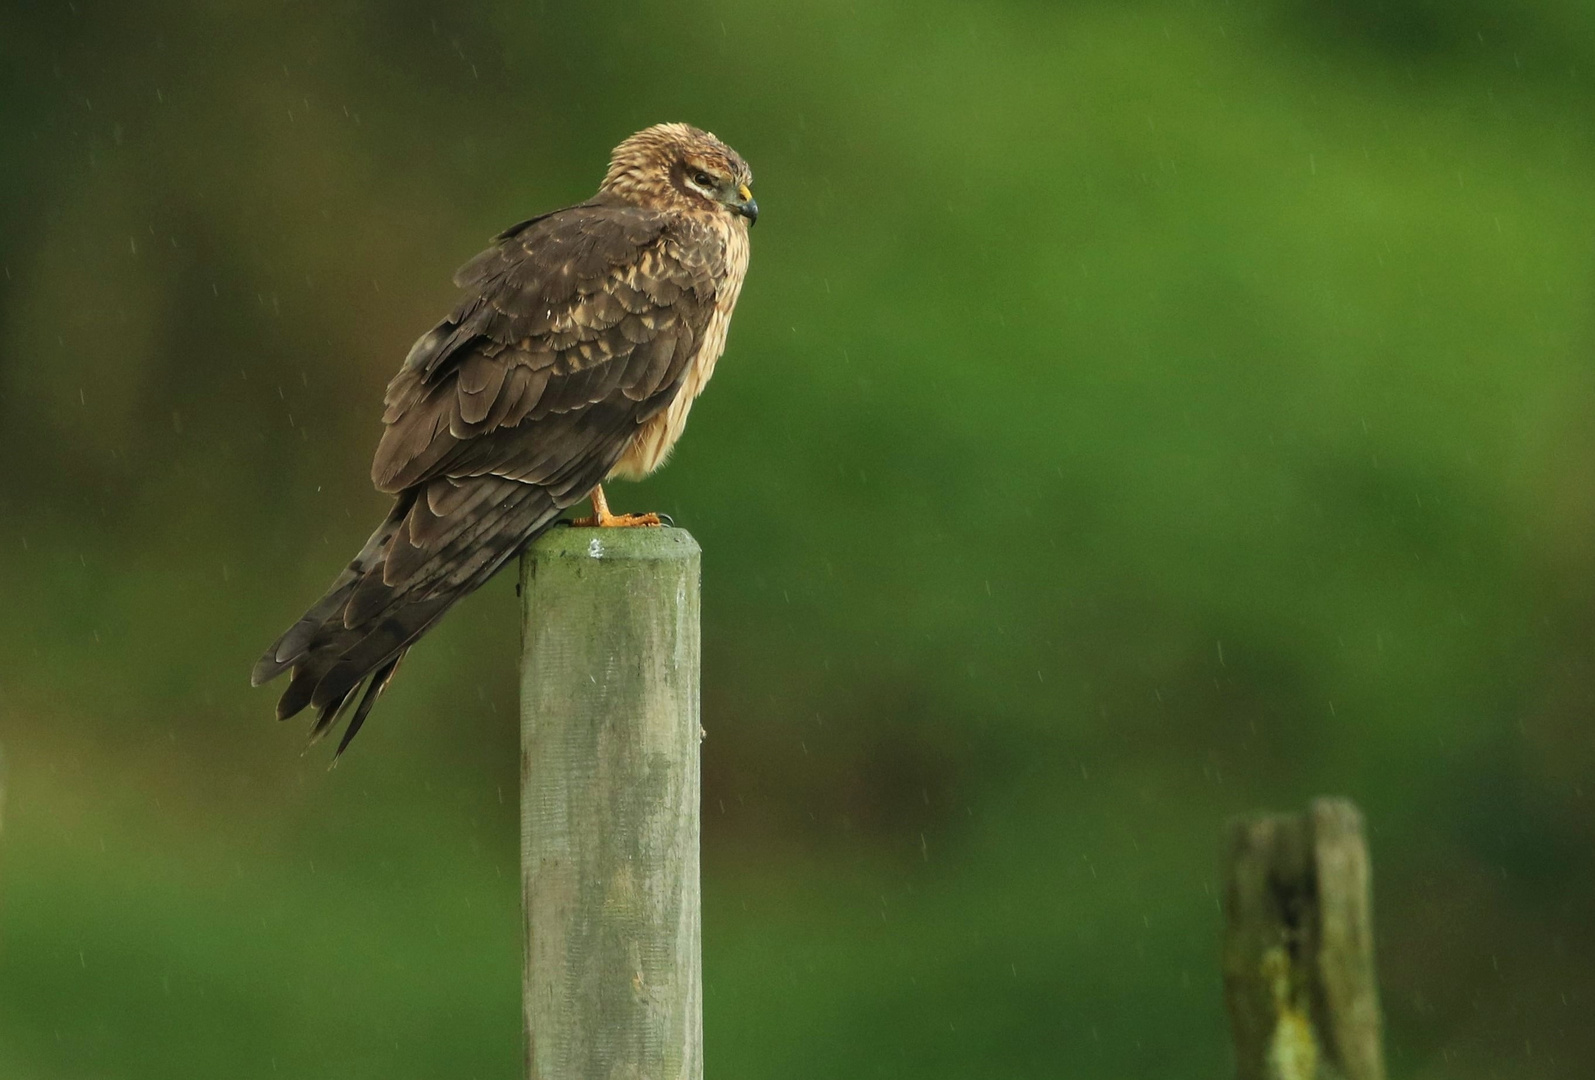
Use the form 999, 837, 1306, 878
519, 526, 703, 1080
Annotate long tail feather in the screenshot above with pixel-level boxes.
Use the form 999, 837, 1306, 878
253, 478, 561, 753
334, 654, 404, 759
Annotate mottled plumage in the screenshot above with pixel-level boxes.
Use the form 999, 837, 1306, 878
252, 123, 755, 754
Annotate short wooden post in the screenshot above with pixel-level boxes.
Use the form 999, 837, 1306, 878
519, 526, 702, 1080
1222, 798, 1385, 1080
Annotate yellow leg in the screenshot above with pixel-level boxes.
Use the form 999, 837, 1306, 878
572, 484, 662, 528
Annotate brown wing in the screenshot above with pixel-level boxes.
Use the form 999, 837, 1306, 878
252, 202, 720, 750
373, 202, 719, 498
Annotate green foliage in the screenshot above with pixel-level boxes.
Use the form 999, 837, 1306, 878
3, 0, 1594, 1076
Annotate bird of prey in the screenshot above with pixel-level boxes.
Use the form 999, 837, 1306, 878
252, 123, 756, 755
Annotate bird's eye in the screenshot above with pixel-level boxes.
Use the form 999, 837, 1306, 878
692, 171, 715, 188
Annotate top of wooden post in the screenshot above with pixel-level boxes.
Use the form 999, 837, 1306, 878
525, 525, 702, 565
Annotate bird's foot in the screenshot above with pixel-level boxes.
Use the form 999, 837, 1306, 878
573, 484, 664, 527
571, 510, 664, 528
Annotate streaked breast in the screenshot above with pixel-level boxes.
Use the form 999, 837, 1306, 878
611, 221, 750, 480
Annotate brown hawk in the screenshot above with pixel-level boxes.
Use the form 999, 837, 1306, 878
252, 123, 756, 755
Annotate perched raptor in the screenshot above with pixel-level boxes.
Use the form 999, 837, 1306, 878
252, 123, 756, 754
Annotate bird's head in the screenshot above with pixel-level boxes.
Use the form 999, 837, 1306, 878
600, 123, 757, 226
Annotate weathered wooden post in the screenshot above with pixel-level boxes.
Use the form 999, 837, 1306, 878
519, 526, 702, 1080
1222, 797, 1385, 1080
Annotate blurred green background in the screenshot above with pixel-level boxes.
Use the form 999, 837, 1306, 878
3, 0, 1594, 1076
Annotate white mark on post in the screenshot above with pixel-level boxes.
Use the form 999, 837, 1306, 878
588, 538, 604, 559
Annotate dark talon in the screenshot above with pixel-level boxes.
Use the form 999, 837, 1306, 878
657, 513, 675, 527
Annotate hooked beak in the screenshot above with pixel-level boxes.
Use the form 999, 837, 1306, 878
734, 183, 758, 225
